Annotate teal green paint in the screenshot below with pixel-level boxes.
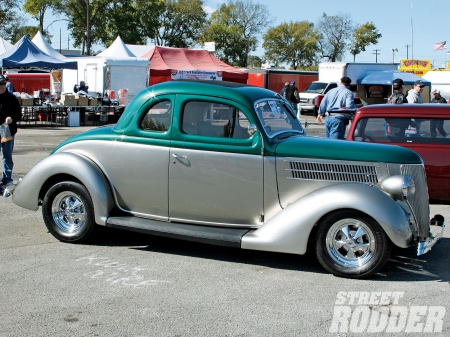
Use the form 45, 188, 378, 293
52, 125, 119, 154
276, 137, 422, 164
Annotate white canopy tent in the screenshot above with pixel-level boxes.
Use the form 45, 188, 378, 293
31, 31, 66, 60
97, 36, 136, 57
0, 36, 13, 55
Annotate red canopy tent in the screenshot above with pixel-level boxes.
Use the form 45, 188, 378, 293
142, 46, 248, 85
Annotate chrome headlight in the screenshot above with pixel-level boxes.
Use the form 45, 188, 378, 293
381, 175, 415, 200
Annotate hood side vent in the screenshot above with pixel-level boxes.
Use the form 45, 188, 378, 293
288, 161, 379, 184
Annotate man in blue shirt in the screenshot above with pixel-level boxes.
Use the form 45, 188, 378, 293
316, 77, 356, 139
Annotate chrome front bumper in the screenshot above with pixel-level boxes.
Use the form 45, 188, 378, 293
417, 215, 445, 256
2, 184, 15, 198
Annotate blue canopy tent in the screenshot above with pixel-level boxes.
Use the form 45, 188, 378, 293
357, 70, 431, 103
0, 36, 77, 70
357, 70, 431, 86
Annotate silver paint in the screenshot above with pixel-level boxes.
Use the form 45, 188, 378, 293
169, 148, 263, 225
60, 140, 170, 220
12, 152, 114, 225
242, 183, 412, 255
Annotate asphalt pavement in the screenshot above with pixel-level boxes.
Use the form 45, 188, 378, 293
0, 123, 449, 337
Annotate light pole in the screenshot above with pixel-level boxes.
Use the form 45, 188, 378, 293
391, 48, 398, 63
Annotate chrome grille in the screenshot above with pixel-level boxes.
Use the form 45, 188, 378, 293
289, 161, 379, 184
401, 164, 430, 239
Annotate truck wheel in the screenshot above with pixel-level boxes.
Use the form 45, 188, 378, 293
42, 181, 96, 243
315, 210, 392, 278
313, 107, 318, 117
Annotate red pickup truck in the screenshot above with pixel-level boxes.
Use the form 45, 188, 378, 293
347, 104, 450, 204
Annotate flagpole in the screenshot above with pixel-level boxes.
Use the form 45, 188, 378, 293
411, 3, 414, 62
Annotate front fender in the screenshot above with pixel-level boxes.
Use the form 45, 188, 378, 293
242, 183, 413, 255
12, 152, 114, 225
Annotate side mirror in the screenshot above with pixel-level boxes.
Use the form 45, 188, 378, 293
248, 124, 258, 135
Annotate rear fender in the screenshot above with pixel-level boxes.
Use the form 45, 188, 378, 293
242, 183, 413, 255
12, 152, 114, 225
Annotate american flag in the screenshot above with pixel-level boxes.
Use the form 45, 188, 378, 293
434, 41, 447, 51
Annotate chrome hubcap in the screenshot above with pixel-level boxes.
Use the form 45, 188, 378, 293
325, 219, 375, 268
51, 191, 86, 234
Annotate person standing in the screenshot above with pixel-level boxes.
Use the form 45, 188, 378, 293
387, 78, 407, 104
430, 89, 448, 138
406, 80, 425, 103
284, 81, 300, 114
280, 82, 289, 97
317, 76, 356, 139
4, 75, 15, 93
0, 75, 22, 192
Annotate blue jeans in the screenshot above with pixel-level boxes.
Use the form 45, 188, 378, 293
2, 136, 14, 185
325, 117, 347, 139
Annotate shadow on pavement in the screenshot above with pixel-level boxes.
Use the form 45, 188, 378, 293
93, 226, 326, 275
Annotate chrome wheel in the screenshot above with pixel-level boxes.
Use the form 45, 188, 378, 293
52, 191, 87, 234
325, 219, 376, 268
316, 210, 392, 278
42, 181, 96, 243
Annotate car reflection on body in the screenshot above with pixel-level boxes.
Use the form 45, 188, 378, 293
7, 80, 444, 279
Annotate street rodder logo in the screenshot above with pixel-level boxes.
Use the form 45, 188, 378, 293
330, 292, 446, 333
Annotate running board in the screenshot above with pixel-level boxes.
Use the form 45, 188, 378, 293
106, 216, 251, 248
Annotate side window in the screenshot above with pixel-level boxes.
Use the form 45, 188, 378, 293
182, 101, 251, 139
140, 100, 171, 131
324, 83, 337, 93
354, 117, 450, 144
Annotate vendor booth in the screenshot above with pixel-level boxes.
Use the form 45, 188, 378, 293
0, 36, 77, 70
62, 36, 148, 106
142, 46, 248, 85
357, 70, 431, 104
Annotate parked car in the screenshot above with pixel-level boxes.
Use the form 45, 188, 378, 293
347, 104, 450, 204
7, 81, 444, 279
300, 92, 363, 117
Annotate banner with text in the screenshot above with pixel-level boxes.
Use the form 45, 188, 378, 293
171, 70, 223, 81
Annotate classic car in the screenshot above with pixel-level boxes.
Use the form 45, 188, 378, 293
6, 81, 445, 279
347, 104, 450, 204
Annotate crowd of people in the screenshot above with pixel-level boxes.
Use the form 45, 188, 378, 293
280, 76, 449, 140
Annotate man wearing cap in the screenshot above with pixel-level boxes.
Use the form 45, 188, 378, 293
284, 81, 300, 114
0, 74, 22, 193
317, 76, 356, 139
387, 78, 407, 104
406, 80, 425, 103
430, 89, 448, 138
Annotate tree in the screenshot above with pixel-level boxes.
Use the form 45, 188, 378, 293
316, 13, 353, 62
10, 26, 40, 44
200, 0, 272, 67
247, 55, 262, 68
0, 0, 23, 41
349, 22, 381, 62
23, 0, 59, 34
57, 0, 112, 55
263, 21, 320, 70
146, 0, 206, 48
95, 0, 150, 47
200, 4, 249, 66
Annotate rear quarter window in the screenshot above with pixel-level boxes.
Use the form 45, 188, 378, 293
353, 117, 450, 144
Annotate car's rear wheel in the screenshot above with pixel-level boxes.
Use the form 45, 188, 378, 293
315, 210, 392, 278
42, 181, 96, 243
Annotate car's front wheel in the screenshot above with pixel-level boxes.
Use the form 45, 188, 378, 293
42, 181, 96, 243
315, 210, 392, 278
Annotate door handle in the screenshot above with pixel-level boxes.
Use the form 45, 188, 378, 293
171, 153, 186, 159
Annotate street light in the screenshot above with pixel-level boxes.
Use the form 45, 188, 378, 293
392, 48, 398, 63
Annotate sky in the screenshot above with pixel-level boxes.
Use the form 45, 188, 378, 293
33, 0, 450, 68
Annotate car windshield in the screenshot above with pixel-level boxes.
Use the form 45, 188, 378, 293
254, 99, 303, 137
304, 82, 327, 93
